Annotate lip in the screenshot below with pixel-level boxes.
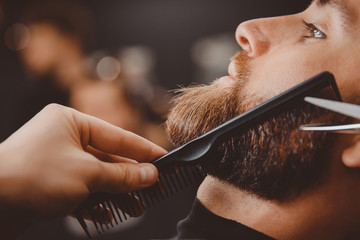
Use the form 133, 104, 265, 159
217, 76, 235, 87
228, 60, 237, 80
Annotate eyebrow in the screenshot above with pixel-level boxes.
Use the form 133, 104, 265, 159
311, 0, 353, 28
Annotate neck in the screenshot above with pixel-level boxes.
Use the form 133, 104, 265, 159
197, 172, 360, 240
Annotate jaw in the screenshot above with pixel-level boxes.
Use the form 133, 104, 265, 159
196, 145, 360, 240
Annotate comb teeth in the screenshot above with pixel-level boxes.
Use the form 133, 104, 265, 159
75, 164, 205, 237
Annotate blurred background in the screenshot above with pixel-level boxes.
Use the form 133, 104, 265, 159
0, 0, 310, 239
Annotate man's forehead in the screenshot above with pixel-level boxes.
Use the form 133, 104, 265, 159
313, 0, 343, 6
310, 0, 355, 29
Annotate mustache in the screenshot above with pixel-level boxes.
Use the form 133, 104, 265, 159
165, 51, 252, 147
231, 50, 251, 82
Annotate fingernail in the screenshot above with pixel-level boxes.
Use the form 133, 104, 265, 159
140, 165, 155, 183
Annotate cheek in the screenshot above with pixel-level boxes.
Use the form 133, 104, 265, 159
329, 50, 360, 102
244, 49, 335, 100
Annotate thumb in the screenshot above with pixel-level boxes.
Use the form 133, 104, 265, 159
89, 162, 158, 193
342, 141, 360, 167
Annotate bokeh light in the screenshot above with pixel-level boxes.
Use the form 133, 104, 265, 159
96, 56, 121, 81
5, 23, 30, 51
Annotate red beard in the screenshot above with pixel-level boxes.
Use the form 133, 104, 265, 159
166, 51, 252, 146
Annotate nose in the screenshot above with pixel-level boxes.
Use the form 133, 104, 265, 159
235, 18, 270, 58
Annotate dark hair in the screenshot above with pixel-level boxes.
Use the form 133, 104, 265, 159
202, 103, 338, 202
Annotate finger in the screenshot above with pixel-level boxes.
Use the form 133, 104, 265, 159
342, 142, 360, 167
85, 146, 138, 164
73, 110, 167, 162
89, 162, 159, 194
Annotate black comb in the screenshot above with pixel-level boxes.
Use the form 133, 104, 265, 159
74, 71, 341, 238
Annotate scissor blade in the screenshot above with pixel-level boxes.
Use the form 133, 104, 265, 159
304, 97, 360, 119
300, 123, 360, 134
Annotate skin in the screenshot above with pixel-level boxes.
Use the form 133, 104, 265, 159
197, 0, 360, 239
229, 0, 360, 103
3, 0, 360, 239
198, 136, 360, 239
0, 104, 166, 239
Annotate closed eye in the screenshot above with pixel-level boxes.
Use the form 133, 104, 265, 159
303, 20, 327, 39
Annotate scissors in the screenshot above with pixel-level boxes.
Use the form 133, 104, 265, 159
299, 96, 360, 134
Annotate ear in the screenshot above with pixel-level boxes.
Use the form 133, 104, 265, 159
342, 141, 360, 167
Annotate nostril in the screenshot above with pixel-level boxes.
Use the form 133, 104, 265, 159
239, 36, 248, 45
238, 36, 251, 53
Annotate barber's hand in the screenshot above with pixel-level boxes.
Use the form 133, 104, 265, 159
0, 104, 166, 237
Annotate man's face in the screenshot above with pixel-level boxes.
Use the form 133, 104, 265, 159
233, 0, 360, 103
166, 0, 360, 201
168, 0, 360, 146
